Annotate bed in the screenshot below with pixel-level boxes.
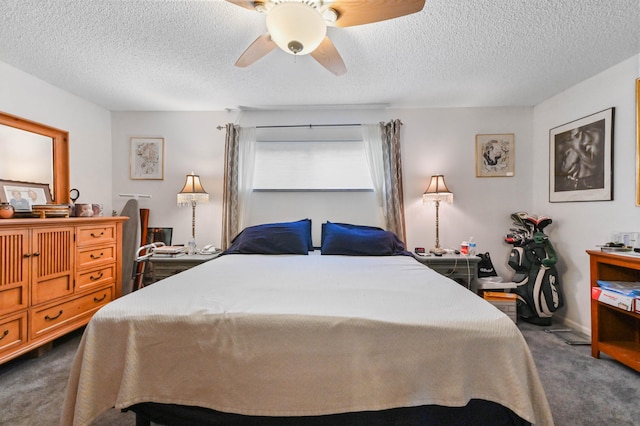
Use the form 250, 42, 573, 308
61, 220, 553, 426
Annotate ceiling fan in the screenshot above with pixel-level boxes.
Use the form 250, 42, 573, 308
226, 0, 426, 76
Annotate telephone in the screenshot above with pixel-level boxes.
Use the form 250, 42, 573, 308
201, 244, 220, 254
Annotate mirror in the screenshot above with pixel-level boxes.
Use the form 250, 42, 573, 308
0, 111, 69, 204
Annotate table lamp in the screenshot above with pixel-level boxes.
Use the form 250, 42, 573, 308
423, 174, 453, 255
177, 172, 209, 254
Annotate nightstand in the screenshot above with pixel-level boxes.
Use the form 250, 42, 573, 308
149, 252, 220, 282
413, 253, 480, 292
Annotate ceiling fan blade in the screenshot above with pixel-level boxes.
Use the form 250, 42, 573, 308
235, 33, 277, 67
310, 36, 347, 76
331, 0, 426, 28
225, 0, 259, 12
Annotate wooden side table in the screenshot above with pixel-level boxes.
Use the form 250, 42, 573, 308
149, 252, 220, 282
587, 250, 640, 372
413, 253, 480, 292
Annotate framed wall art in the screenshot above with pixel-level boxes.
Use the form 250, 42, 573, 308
0, 179, 52, 211
130, 137, 164, 180
475, 133, 515, 177
549, 108, 614, 202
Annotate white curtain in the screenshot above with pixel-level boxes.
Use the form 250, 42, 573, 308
221, 124, 255, 248
362, 123, 385, 211
237, 126, 256, 229
362, 120, 406, 242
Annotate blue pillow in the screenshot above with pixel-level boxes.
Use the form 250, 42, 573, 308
320, 222, 384, 247
224, 219, 312, 255
321, 221, 410, 256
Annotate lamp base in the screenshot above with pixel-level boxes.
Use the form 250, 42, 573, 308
429, 247, 447, 255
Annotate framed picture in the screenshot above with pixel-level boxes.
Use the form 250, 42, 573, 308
146, 227, 173, 246
549, 108, 614, 202
475, 134, 515, 177
0, 179, 52, 211
130, 137, 164, 180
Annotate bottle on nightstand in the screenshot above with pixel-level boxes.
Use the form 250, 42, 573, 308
187, 237, 197, 255
468, 237, 476, 256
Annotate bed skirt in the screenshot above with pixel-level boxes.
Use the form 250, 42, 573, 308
126, 399, 531, 426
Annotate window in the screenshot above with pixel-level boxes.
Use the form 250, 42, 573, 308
252, 126, 373, 191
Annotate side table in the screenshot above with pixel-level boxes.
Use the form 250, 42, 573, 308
149, 252, 221, 282
413, 253, 480, 292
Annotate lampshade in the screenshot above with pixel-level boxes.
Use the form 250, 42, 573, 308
177, 172, 209, 206
423, 175, 454, 204
266, 2, 326, 55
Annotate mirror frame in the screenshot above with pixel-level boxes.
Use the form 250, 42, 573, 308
0, 111, 70, 204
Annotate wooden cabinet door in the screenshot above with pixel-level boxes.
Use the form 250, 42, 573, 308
30, 226, 74, 305
0, 229, 29, 316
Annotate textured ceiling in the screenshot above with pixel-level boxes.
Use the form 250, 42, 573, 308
0, 0, 638, 111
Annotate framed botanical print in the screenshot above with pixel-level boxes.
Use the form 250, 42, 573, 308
475, 134, 515, 177
549, 108, 614, 202
130, 137, 164, 180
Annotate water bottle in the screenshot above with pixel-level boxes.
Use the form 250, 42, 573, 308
468, 237, 476, 256
187, 237, 197, 255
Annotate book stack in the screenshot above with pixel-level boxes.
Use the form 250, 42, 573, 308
152, 245, 187, 258
593, 280, 640, 313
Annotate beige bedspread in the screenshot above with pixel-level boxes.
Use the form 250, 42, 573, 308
61, 253, 553, 425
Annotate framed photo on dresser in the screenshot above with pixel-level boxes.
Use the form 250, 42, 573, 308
0, 179, 52, 211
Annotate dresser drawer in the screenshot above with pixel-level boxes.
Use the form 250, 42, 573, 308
76, 264, 116, 291
77, 245, 116, 270
77, 224, 116, 247
31, 286, 113, 339
0, 284, 28, 317
0, 312, 27, 355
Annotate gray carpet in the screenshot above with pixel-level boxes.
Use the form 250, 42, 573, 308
0, 322, 638, 426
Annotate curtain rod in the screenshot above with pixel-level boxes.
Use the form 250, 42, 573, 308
216, 123, 362, 131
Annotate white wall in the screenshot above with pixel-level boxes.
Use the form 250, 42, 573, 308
112, 107, 534, 276
0, 62, 113, 211
396, 107, 534, 279
533, 55, 640, 334
111, 112, 232, 247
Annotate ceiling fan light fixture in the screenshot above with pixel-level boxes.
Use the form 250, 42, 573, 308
266, 2, 326, 55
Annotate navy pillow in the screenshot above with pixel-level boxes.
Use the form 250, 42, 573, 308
321, 221, 409, 256
224, 219, 312, 255
320, 221, 384, 247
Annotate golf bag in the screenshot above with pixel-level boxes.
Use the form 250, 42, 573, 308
505, 212, 563, 325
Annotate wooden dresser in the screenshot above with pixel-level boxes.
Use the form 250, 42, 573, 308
0, 217, 126, 364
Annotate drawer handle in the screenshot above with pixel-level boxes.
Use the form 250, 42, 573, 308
94, 294, 107, 303
90, 231, 105, 238
90, 271, 104, 281
45, 310, 64, 321
32, 251, 40, 257
0, 329, 8, 340
90, 252, 104, 260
